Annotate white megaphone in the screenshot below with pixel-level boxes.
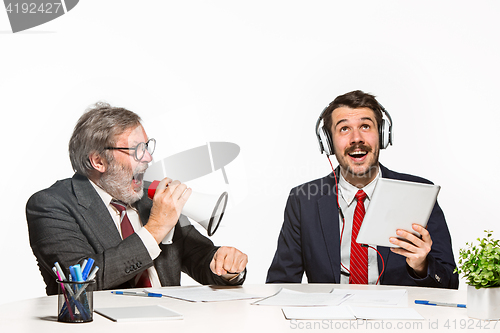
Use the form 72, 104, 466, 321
147, 180, 228, 236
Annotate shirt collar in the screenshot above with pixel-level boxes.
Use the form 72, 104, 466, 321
338, 166, 381, 207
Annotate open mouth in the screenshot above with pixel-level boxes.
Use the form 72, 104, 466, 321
345, 144, 372, 161
132, 172, 144, 186
348, 150, 368, 159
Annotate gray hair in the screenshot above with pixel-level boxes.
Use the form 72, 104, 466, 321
69, 101, 142, 177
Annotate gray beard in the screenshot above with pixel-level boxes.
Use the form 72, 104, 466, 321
99, 162, 145, 205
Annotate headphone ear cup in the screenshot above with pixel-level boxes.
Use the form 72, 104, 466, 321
319, 127, 334, 155
379, 119, 386, 149
387, 118, 393, 147
378, 104, 393, 149
380, 118, 390, 149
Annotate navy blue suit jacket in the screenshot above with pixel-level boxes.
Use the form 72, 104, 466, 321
266, 165, 458, 289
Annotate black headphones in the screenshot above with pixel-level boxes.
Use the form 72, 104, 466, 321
315, 103, 394, 156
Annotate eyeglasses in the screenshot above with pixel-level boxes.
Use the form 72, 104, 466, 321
105, 138, 156, 161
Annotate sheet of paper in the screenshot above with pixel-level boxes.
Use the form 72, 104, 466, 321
147, 286, 261, 302
281, 305, 423, 320
349, 306, 424, 320
331, 289, 407, 307
252, 288, 352, 306
282, 306, 356, 320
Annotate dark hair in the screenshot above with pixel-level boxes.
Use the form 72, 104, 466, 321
322, 90, 383, 136
69, 101, 142, 177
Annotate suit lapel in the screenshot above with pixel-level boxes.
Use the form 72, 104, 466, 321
317, 173, 341, 283
71, 174, 123, 247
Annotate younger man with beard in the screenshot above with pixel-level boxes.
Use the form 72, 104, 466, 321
27, 102, 247, 295
266, 90, 458, 288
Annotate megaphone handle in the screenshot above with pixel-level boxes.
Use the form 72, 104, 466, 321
148, 180, 161, 199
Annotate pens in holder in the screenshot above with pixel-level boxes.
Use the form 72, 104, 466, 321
415, 300, 466, 308
53, 259, 97, 323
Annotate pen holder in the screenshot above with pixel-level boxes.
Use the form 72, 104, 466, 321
56, 279, 96, 323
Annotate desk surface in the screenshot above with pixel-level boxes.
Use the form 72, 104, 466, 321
0, 284, 494, 332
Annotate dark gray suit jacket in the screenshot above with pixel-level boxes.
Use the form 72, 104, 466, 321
27, 173, 243, 295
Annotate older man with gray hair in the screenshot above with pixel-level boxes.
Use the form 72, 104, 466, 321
27, 102, 247, 295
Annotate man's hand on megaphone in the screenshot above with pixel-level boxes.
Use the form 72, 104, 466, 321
210, 246, 248, 279
145, 177, 192, 244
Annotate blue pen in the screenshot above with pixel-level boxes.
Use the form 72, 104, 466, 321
69, 265, 76, 282
111, 291, 163, 298
73, 265, 84, 282
82, 258, 94, 281
415, 300, 466, 308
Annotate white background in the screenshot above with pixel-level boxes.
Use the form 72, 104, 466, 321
1, 0, 499, 305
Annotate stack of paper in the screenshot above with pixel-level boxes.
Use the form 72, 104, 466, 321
251, 288, 421, 321
282, 306, 424, 320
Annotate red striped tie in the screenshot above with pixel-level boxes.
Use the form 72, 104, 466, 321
111, 200, 152, 288
349, 190, 368, 284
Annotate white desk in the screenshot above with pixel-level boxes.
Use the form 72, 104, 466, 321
0, 284, 494, 332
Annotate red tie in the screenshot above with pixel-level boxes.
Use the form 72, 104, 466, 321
110, 200, 152, 288
349, 190, 368, 284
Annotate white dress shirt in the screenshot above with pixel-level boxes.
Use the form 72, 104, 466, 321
337, 167, 381, 285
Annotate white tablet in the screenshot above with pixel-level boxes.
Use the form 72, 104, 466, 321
356, 178, 440, 248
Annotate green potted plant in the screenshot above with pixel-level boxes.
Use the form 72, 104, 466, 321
455, 230, 500, 320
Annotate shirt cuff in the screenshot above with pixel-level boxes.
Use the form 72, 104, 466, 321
136, 227, 161, 260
